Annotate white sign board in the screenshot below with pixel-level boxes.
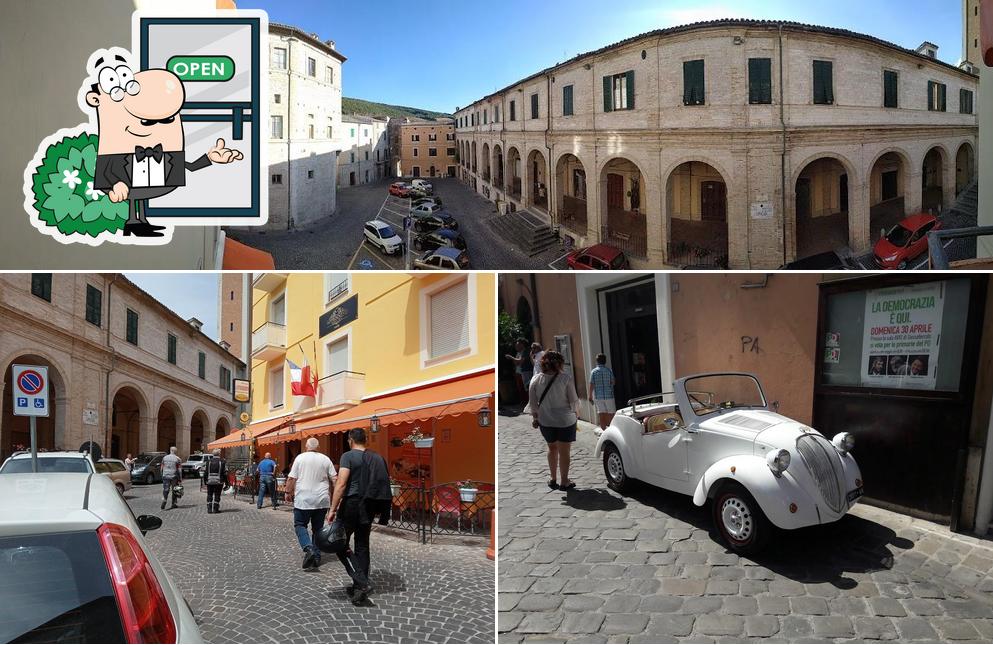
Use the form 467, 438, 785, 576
750, 202, 774, 219
83, 408, 99, 426
860, 282, 944, 390
12, 364, 50, 417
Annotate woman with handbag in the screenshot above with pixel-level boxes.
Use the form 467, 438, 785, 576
528, 351, 579, 490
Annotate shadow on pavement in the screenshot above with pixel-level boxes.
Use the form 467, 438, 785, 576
562, 487, 627, 512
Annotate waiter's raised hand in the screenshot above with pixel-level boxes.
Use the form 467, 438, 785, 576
207, 138, 244, 164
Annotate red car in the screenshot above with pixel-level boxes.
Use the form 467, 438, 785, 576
566, 244, 630, 270
389, 182, 411, 197
872, 213, 942, 269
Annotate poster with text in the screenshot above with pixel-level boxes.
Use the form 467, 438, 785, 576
860, 282, 944, 390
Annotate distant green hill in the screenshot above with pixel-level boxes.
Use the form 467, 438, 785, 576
342, 97, 451, 121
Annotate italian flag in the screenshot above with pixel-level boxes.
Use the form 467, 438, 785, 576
287, 357, 317, 397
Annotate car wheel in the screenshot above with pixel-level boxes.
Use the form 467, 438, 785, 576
711, 481, 772, 555
145, 472, 154, 485
603, 444, 630, 494
897, 260, 908, 270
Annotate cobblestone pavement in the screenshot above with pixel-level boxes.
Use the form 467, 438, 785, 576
227, 178, 567, 270
497, 412, 993, 643
125, 483, 494, 643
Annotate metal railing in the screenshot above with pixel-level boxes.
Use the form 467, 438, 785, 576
389, 482, 495, 544
666, 241, 729, 269
327, 280, 348, 304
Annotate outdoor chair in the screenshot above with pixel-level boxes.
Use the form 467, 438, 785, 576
433, 485, 462, 532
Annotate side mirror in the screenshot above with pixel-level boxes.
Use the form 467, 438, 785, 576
136, 514, 163, 535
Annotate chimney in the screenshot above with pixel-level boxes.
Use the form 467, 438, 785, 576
187, 317, 204, 331
916, 42, 938, 59
219, 340, 232, 351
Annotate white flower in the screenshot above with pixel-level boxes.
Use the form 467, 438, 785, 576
85, 181, 103, 201
61, 169, 82, 189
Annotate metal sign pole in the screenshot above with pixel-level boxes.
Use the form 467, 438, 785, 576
30, 416, 38, 473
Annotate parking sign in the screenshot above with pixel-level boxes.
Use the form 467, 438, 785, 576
12, 364, 49, 417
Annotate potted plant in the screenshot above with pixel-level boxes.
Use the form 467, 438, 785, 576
405, 428, 434, 449
390, 477, 402, 497
457, 479, 478, 503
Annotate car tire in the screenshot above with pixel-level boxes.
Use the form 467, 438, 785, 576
603, 444, 630, 494
145, 472, 155, 485
898, 260, 908, 270
711, 480, 772, 555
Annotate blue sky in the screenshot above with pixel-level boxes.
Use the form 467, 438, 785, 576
126, 273, 220, 341
241, 0, 965, 114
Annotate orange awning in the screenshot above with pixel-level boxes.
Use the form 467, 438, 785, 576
207, 414, 292, 449
277, 371, 494, 442
222, 236, 275, 270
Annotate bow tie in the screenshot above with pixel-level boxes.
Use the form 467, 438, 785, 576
134, 144, 164, 163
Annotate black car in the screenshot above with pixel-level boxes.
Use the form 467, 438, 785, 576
413, 211, 459, 233
413, 228, 467, 252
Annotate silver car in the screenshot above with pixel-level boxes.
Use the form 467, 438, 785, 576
0, 472, 202, 643
0, 450, 94, 474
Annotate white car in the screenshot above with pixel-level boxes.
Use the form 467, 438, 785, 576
0, 450, 94, 474
410, 202, 443, 217
181, 453, 212, 478
363, 220, 404, 255
595, 372, 863, 554
0, 472, 202, 643
411, 179, 433, 192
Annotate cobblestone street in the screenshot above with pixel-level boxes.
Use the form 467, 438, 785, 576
125, 483, 494, 643
498, 412, 993, 643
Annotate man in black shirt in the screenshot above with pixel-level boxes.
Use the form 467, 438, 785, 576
202, 448, 228, 514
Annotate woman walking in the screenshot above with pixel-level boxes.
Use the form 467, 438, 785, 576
528, 351, 579, 490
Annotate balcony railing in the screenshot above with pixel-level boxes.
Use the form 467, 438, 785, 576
327, 280, 348, 304
317, 370, 365, 408
251, 322, 286, 361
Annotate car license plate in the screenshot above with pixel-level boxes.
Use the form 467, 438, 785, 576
847, 487, 864, 503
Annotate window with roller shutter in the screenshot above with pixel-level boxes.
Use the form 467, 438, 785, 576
428, 279, 470, 360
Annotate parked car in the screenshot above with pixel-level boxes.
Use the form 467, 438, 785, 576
0, 472, 201, 643
411, 179, 433, 192
181, 453, 213, 478
407, 186, 432, 199
96, 458, 132, 493
780, 250, 852, 270
363, 220, 404, 255
872, 213, 942, 269
413, 211, 459, 233
0, 450, 94, 474
389, 182, 411, 197
413, 247, 471, 270
566, 244, 630, 270
595, 372, 862, 554
131, 451, 167, 484
413, 228, 467, 252
411, 202, 444, 217
412, 197, 442, 209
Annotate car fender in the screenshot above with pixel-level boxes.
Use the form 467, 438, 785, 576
692, 455, 822, 530
594, 427, 639, 480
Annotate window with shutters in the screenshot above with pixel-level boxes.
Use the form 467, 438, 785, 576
510, 100, 516, 121
747, 58, 772, 104
326, 336, 349, 375
167, 334, 177, 365
85, 284, 102, 327
269, 365, 284, 408
126, 308, 138, 345
530, 93, 539, 119
562, 84, 574, 116
483, 111, 488, 124
422, 277, 474, 365
812, 60, 834, 105
494, 105, 500, 122
307, 57, 316, 77
198, 352, 206, 379
271, 115, 283, 139
31, 273, 52, 302
220, 366, 232, 392
683, 60, 706, 106
960, 88, 974, 114
603, 71, 635, 112
928, 81, 946, 111
883, 70, 899, 108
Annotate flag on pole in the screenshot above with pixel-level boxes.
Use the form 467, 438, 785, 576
287, 356, 317, 397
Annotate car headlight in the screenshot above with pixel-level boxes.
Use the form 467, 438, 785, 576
833, 432, 855, 454
766, 448, 791, 476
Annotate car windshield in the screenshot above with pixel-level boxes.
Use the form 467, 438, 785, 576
378, 226, 396, 238
133, 454, 157, 465
187, 455, 203, 462
0, 531, 127, 643
682, 374, 766, 416
1, 457, 92, 474
885, 225, 913, 247
610, 253, 627, 269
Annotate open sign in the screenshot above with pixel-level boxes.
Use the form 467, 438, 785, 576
167, 55, 236, 81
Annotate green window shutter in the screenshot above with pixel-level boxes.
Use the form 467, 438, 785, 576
531, 93, 539, 119
563, 85, 573, 116
85, 285, 102, 327
684, 60, 704, 105
626, 70, 635, 109
603, 75, 613, 112
938, 83, 946, 111
748, 58, 772, 104
927, 81, 935, 111
883, 70, 898, 108
198, 352, 206, 379
813, 60, 833, 104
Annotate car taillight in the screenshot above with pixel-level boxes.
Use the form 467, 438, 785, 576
97, 523, 177, 644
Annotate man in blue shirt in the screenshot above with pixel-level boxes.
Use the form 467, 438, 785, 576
257, 452, 279, 509
588, 354, 616, 435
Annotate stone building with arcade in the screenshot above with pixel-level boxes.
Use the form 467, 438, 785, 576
455, 19, 978, 268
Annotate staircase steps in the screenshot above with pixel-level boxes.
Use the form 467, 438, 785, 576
488, 208, 559, 256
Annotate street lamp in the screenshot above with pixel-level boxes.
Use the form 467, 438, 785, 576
370, 414, 380, 434
477, 406, 491, 428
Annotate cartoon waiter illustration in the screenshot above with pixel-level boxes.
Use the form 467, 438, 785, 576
85, 52, 243, 238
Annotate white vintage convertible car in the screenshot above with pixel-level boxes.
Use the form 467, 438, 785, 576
594, 372, 863, 554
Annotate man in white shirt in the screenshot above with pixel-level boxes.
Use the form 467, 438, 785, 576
286, 437, 337, 571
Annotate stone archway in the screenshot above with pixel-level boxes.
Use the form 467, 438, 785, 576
665, 161, 729, 268
110, 385, 147, 460
215, 415, 231, 442
482, 142, 491, 182
794, 156, 851, 259
922, 146, 946, 214
600, 157, 647, 258
507, 148, 522, 200
471, 141, 478, 174
493, 144, 504, 189
556, 153, 588, 236
1, 354, 68, 460
527, 150, 548, 211
956, 142, 975, 195
190, 409, 209, 454
156, 399, 183, 454
868, 151, 910, 244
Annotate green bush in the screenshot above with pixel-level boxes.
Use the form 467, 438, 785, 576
30, 133, 129, 237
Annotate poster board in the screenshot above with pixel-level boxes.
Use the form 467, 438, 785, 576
860, 282, 943, 390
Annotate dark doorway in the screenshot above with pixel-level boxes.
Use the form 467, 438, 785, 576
796, 178, 811, 218
349, 171, 356, 186
881, 171, 898, 201
607, 173, 624, 210
840, 174, 849, 212
700, 181, 727, 221
605, 281, 662, 408
430, 167, 436, 177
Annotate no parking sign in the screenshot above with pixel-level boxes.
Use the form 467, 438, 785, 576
12, 364, 49, 417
